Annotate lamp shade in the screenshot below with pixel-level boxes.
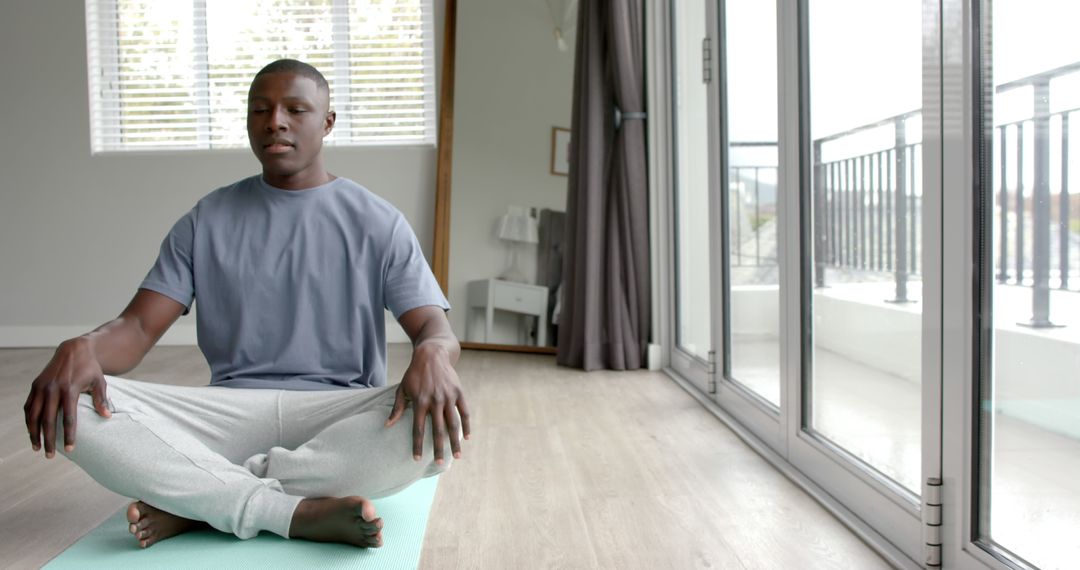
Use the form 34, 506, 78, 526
497, 206, 539, 244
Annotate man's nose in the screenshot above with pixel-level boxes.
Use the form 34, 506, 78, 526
266, 107, 288, 131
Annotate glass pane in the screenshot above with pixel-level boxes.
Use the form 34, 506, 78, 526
672, 0, 712, 361
206, 0, 337, 147
724, 0, 780, 406
979, 1, 1080, 566
805, 0, 923, 493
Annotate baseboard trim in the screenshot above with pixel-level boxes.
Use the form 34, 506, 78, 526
647, 343, 663, 370
0, 325, 199, 348
1, 321, 411, 348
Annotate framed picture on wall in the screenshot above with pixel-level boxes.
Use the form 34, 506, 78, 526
550, 127, 571, 176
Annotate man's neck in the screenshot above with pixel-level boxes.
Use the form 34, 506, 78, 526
262, 171, 335, 191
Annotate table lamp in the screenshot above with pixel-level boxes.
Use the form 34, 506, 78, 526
497, 205, 539, 283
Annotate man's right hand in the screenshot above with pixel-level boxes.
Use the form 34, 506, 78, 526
23, 337, 112, 458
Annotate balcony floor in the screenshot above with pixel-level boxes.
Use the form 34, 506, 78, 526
728, 331, 1079, 570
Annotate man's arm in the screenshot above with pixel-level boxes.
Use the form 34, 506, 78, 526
23, 289, 186, 458
386, 305, 470, 465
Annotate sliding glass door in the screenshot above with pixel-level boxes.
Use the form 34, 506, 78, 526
712, 0, 786, 450
664, 0, 939, 563
977, 1, 1080, 562
661, 0, 1079, 567
801, 0, 925, 494
669, 0, 720, 392
943, 0, 1080, 567
785, 0, 932, 560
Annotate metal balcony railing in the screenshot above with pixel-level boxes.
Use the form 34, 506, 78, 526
812, 111, 923, 303
729, 141, 779, 267
993, 61, 1080, 326
726, 61, 1080, 325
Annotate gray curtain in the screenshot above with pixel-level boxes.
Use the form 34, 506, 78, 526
557, 0, 649, 371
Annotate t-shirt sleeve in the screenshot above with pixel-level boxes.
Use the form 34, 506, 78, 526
139, 209, 196, 314
383, 215, 450, 319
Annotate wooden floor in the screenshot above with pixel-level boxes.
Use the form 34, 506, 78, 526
0, 345, 889, 569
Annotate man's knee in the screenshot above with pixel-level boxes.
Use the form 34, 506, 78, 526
298, 408, 453, 497
55, 394, 114, 461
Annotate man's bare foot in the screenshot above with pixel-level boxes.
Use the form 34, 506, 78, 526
289, 496, 383, 548
126, 501, 207, 549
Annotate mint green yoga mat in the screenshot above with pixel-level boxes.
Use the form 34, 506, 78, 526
46, 476, 438, 570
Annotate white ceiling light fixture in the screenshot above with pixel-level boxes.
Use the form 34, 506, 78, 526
544, 0, 578, 52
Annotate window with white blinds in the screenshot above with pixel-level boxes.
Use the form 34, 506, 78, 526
85, 0, 436, 152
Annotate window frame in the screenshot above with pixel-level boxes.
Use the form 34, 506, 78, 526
84, 0, 438, 154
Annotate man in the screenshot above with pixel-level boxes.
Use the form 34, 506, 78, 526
22, 59, 467, 549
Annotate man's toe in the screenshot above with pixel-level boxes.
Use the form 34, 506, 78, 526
139, 532, 156, 549
126, 503, 142, 524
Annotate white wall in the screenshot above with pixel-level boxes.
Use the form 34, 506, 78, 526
0, 2, 444, 347
446, 0, 575, 344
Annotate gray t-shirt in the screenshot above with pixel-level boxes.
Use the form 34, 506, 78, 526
140, 175, 449, 390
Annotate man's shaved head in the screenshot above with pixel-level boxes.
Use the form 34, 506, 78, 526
251, 59, 330, 102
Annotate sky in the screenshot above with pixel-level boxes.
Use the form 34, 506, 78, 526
726, 0, 1080, 145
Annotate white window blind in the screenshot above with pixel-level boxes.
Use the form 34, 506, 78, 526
85, 0, 436, 152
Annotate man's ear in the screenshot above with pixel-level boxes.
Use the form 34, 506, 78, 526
324, 110, 336, 136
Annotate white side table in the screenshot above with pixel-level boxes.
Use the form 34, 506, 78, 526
466, 279, 549, 346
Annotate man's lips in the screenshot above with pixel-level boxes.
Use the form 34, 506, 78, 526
263, 141, 294, 154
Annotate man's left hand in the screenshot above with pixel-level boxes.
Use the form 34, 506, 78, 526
385, 343, 470, 464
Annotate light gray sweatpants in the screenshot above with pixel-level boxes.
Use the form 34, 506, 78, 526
60, 376, 450, 540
